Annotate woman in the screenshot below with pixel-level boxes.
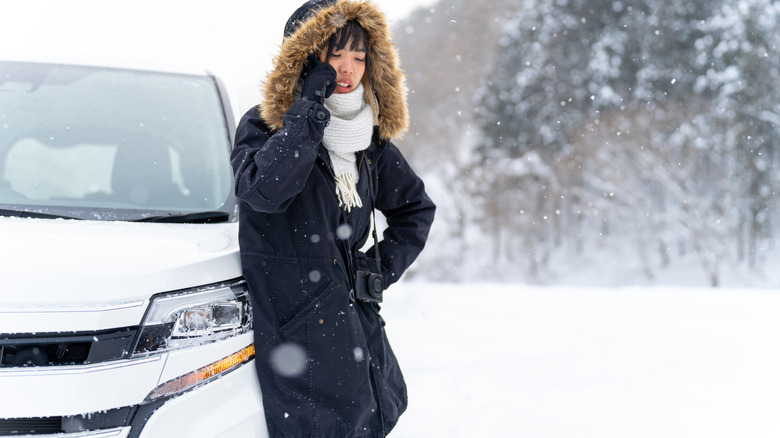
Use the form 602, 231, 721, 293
231, 1, 436, 436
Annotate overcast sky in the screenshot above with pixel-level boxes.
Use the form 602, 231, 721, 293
0, 0, 437, 116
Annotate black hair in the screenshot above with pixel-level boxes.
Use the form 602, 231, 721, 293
325, 20, 369, 60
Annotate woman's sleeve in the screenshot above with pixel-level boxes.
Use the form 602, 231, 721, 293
373, 142, 437, 288
230, 100, 330, 213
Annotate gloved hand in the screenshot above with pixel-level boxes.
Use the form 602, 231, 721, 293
355, 250, 382, 274
301, 61, 337, 104
355, 251, 371, 272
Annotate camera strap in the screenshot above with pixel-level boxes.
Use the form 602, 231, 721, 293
365, 152, 382, 276
370, 206, 381, 273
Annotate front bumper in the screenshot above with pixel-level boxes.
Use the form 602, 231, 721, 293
0, 333, 268, 437
139, 359, 266, 438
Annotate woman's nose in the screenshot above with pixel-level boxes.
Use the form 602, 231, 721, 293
338, 60, 353, 75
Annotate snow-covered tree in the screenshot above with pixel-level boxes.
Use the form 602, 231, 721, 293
475, 0, 780, 284
397, 0, 780, 285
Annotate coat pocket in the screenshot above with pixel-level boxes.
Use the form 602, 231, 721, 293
276, 280, 380, 436
278, 278, 335, 335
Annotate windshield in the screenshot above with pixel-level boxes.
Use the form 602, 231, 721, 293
0, 61, 235, 221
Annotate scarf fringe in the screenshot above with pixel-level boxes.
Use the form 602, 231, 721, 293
334, 173, 363, 212
322, 83, 373, 211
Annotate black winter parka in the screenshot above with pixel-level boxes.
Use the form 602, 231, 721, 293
232, 2, 435, 435
232, 95, 435, 437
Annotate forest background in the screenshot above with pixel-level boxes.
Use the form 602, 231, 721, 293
394, 0, 780, 287
2, 0, 778, 287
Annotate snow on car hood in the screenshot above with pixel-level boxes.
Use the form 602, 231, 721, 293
0, 216, 242, 306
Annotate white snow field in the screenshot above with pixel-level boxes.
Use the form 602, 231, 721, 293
381, 282, 780, 438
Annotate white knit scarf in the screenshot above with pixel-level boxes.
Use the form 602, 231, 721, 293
322, 83, 374, 211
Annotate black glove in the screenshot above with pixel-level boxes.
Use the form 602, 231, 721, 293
301, 61, 337, 104
355, 251, 371, 272
355, 250, 382, 274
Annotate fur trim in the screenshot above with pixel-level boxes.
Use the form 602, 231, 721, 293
260, 0, 408, 140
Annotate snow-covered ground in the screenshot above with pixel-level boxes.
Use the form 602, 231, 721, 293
382, 282, 780, 438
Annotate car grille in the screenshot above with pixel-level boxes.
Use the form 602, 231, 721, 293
0, 327, 137, 367
0, 405, 154, 437
0, 417, 61, 435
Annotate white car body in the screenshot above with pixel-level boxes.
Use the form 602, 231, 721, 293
0, 61, 268, 437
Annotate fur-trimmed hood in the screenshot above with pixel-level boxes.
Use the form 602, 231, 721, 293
261, 0, 408, 140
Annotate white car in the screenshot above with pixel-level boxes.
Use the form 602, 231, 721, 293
0, 60, 268, 437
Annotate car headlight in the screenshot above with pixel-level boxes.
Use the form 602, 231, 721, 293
132, 279, 252, 356
145, 344, 256, 402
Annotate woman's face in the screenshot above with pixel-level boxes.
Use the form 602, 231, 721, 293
319, 39, 366, 94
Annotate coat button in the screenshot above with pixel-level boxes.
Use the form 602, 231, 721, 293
319, 319, 325, 325
316, 110, 327, 120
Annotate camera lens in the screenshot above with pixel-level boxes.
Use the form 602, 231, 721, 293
369, 275, 383, 297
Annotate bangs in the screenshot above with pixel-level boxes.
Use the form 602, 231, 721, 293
328, 20, 369, 54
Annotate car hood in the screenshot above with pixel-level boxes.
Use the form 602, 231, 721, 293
0, 217, 242, 307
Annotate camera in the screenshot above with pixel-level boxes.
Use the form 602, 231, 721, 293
355, 270, 383, 303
